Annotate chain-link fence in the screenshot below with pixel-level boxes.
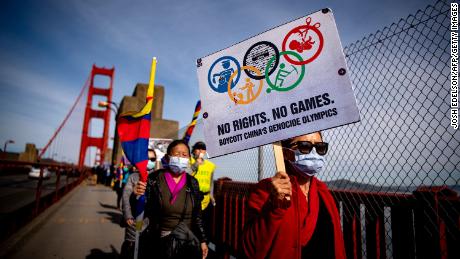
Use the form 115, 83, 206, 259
184, 0, 458, 189
180, 0, 458, 257
329, 1, 458, 258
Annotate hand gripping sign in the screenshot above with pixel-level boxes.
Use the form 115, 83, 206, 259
196, 9, 360, 161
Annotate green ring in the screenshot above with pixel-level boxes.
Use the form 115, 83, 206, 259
265, 51, 305, 92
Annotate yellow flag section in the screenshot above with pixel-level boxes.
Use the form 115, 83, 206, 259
190, 157, 216, 210
122, 57, 157, 118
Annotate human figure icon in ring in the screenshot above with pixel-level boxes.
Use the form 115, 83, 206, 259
289, 17, 321, 53
274, 63, 299, 88
240, 78, 256, 101
227, 65, 263, 104
212, 60, 235, 91
282, 17, 323, 66
265, 51, 305, 93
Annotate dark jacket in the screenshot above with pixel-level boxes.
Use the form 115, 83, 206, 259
141, 169, 207, 245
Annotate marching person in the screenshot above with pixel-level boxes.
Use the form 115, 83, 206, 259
242, 131, 346, 259
190, 141, 216, 238
134, 139, 208, 259
114, 165, 129, 210
120, 145, 157, 259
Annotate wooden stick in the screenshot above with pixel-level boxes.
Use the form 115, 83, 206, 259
273, 141, 290, 201
273, 141, 286, 173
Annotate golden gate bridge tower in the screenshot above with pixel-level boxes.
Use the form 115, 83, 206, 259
78, 65, 114, 167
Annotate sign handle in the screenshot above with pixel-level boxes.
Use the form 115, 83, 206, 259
272, 141, 290, 201
273, 141, 285, 172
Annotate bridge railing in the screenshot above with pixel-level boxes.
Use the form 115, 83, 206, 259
210, 179, 460, 259
0, 159, 90, 242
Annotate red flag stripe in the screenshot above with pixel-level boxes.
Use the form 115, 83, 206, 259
118, 117, 151, 142
135, 160, 149, 182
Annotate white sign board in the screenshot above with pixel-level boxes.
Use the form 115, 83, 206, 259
148, 138, 172, 161
196, 9, 360, 158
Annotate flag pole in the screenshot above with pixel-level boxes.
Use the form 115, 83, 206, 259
182, 100, 201, 145
133, 57, 157, 259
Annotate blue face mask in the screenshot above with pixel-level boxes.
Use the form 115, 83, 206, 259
291, 149, 326, 176
161, 156, 168, 169
168, 156, 190, 174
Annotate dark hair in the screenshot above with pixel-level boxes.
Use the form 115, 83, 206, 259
192, 141, 206, 151
166, 139, 190, 156
148, 148, 157, 158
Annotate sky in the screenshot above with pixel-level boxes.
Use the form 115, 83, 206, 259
0, 0, 436, 158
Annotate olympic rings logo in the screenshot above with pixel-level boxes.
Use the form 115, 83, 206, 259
206, 16, 323, 105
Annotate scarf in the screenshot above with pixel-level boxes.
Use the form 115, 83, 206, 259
164, 172, 186, 204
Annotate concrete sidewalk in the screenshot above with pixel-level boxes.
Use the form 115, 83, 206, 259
3, 183, 124, 259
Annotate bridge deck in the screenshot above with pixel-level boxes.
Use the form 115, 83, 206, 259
4, 183, 123, 259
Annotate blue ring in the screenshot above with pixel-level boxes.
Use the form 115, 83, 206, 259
207, 56, 241, 93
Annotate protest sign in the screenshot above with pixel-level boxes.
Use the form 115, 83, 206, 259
197, 9, 360, 157
148, 138, 173, 160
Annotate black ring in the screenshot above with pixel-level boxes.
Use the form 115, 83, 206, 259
243, 41, 279, 80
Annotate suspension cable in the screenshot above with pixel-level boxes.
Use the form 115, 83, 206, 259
38, 75, 90, 159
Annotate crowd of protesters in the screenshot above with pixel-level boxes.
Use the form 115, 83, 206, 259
90, 164, 113, 186
99, 131, 344, 259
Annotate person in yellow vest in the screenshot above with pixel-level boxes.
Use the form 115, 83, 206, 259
190, 141, 216, 238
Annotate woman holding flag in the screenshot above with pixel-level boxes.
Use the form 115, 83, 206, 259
133, 139, 208, 259
117, 58, 206, 258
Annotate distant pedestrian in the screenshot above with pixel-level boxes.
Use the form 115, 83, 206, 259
105, 166, 111, 186
115, 165, 131, 209
97, 165, 104, 184
190, 141, 216, 239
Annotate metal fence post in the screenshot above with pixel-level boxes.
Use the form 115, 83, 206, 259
413, 187, 460, 259
54, 168, 61, 202
257, 146, 264, 182
34, 167, 44, 215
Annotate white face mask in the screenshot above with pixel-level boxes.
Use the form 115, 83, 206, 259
291, 149, 326, 176
147, 159, 156, 171
168, 156, 190, 174
194, 152, 205, 159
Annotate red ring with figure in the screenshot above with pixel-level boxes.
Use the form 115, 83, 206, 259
282, 24, 324, 65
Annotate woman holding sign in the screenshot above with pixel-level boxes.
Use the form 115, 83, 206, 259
242, 132, 346, 259
133, 140, 208, 259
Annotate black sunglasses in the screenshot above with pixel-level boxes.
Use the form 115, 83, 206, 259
149, 158, 156, 162
288, 141, 328, 155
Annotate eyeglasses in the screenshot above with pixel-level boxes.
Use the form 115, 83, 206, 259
287, 141, 328, 156
149, 158, 156, 162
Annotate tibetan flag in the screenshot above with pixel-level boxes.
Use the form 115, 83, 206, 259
117, 58, 157, 259
117, 58, 157, 183
182, 100, 201, 145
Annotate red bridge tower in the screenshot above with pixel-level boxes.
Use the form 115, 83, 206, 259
78, 65, 114, 167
